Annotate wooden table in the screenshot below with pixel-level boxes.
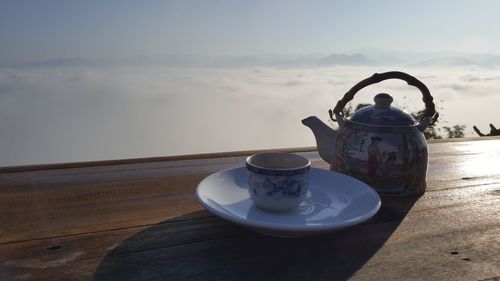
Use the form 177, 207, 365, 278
1, 137, 499, 281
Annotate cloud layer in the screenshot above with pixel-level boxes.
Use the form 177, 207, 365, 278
1, 65, 499, 166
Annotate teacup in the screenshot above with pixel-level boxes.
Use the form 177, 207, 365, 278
246, 153, 310, 212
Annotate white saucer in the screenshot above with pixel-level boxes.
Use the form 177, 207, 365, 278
196, 167, 381, 237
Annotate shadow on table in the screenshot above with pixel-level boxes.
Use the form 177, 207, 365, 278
93, 196, 419, 281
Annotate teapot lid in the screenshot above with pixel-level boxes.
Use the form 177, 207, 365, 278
350, 93, 416, 126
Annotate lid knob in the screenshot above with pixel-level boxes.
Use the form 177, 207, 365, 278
374, 93, 393, 109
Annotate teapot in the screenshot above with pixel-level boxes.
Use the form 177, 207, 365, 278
302, 71, 438, 196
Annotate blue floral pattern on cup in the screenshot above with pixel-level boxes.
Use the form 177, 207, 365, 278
247, 169, 309, 212
248, 172, 308, 199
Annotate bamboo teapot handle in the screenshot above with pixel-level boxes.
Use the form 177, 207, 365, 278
329, 71, 438, 124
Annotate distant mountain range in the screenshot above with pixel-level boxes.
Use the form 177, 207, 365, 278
412, 57, 475, 67
16, 58, 93, 68
5, 50, 500, 68
317, 53, 373, 66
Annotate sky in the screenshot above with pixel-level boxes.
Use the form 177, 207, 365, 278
1, 0, 500, 166
1, 0, 500, 64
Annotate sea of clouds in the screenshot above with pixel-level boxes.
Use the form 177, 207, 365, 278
1, 65, 499, 166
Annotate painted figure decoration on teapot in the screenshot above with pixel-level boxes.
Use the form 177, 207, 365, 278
302, 71, 439, 196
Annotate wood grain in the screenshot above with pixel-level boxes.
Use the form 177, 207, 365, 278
1, 137, 499, 281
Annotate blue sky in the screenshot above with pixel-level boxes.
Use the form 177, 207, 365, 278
1, 0, 500, 64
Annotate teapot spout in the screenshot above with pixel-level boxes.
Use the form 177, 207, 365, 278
302, 116, 337, 165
